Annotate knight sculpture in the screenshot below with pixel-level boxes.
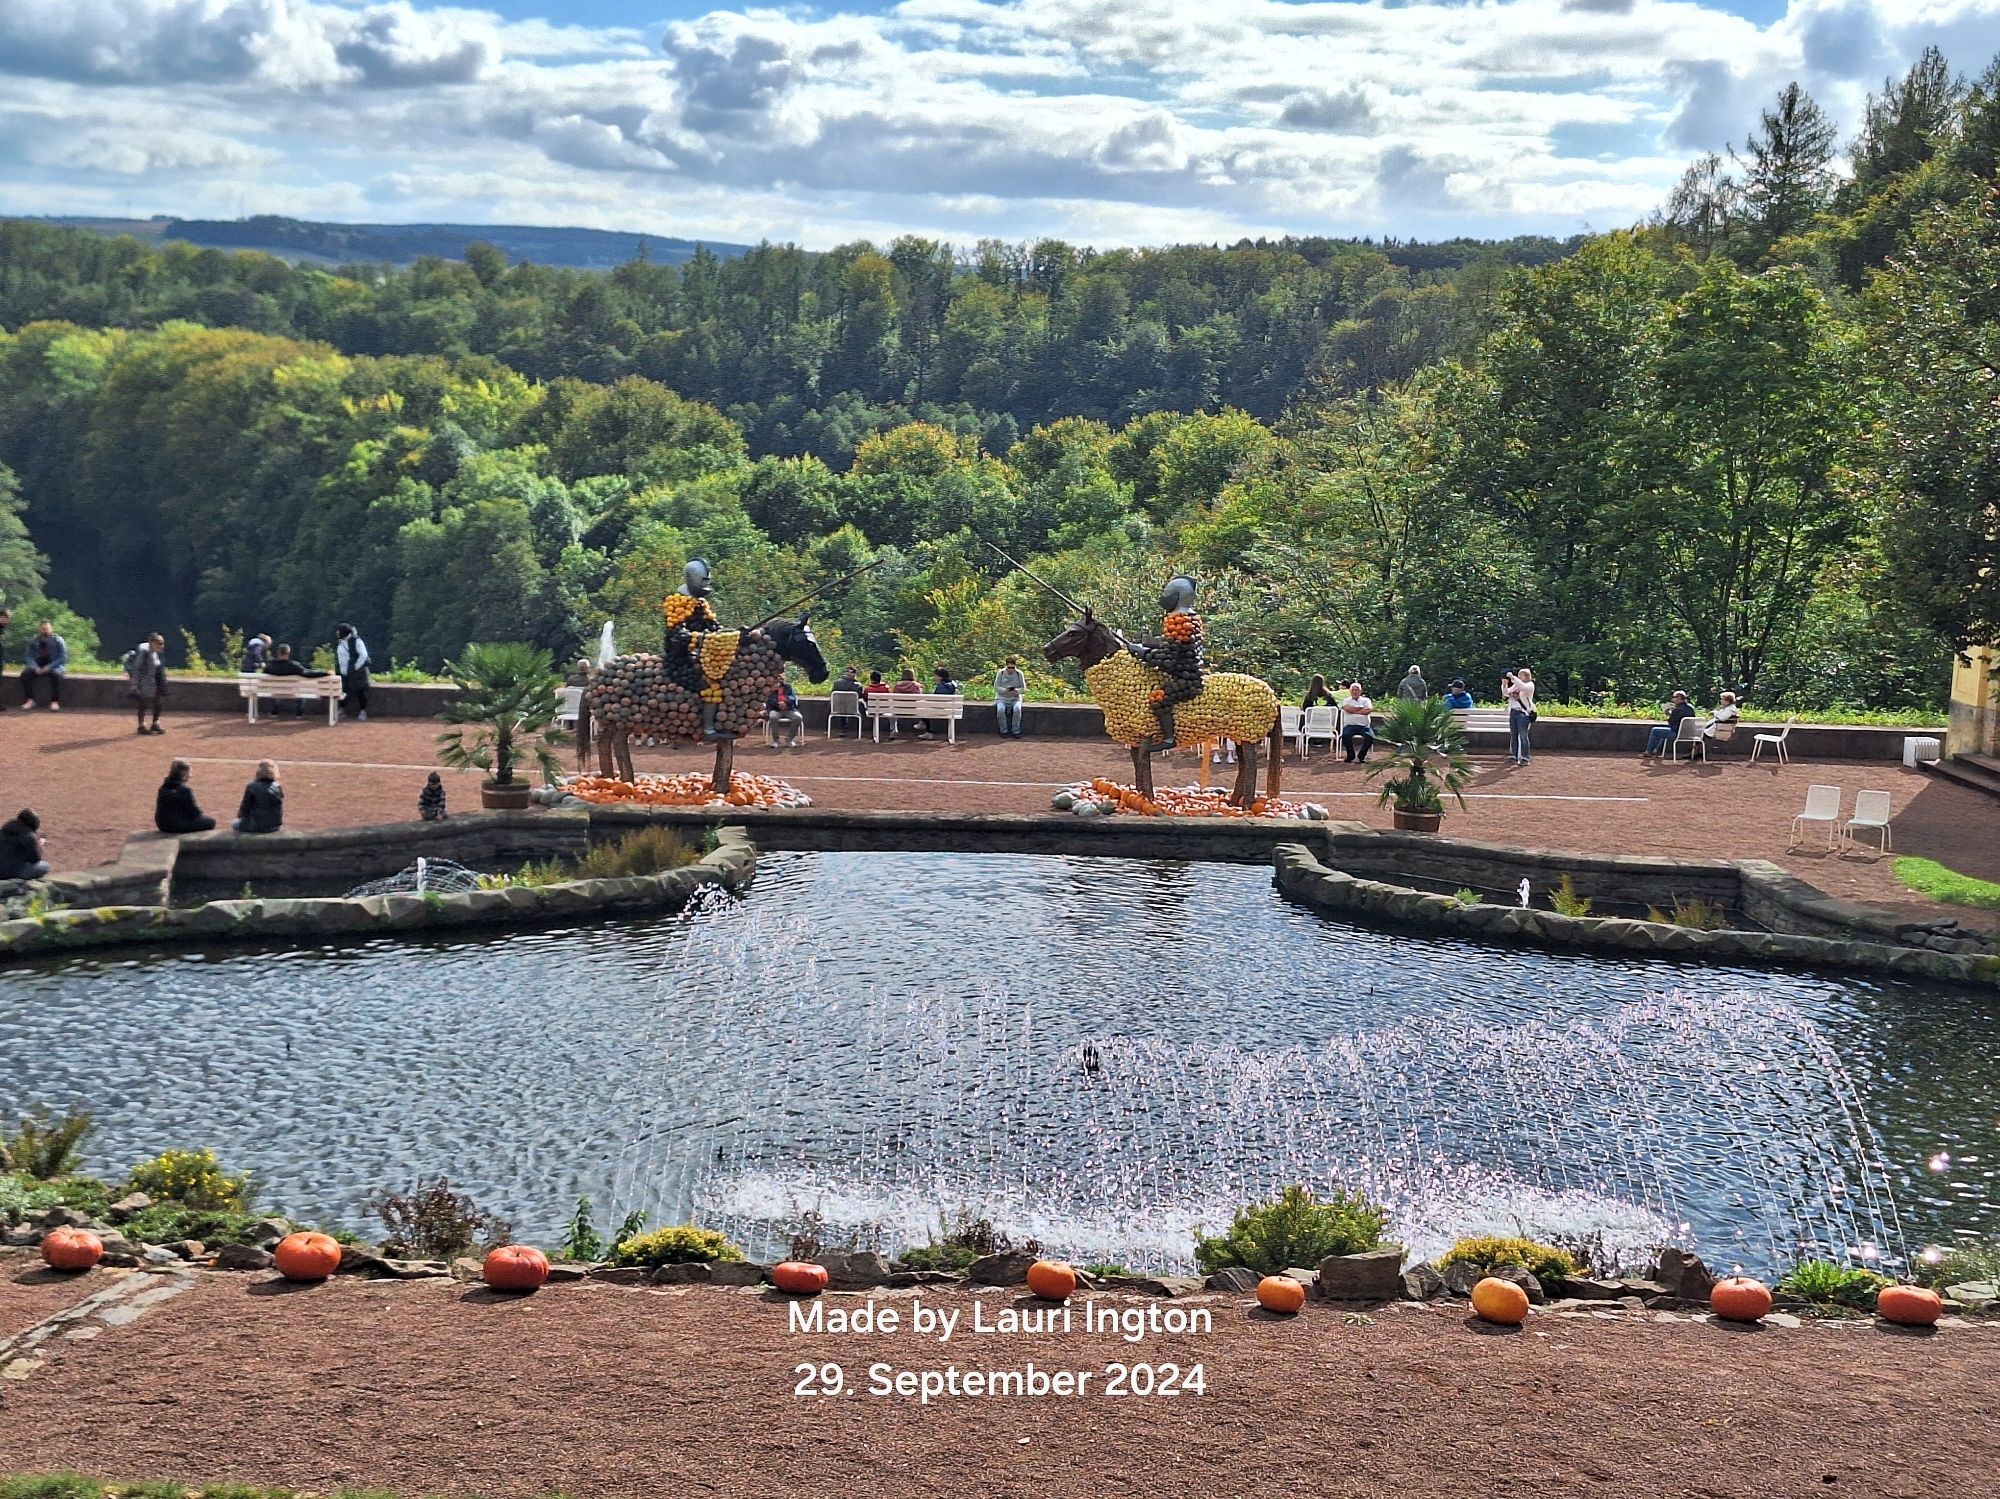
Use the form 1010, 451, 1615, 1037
661, 558, 736, 742
1122, 574, 1204, 753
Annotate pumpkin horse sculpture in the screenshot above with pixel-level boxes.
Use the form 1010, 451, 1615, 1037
1044, 610, 1282, 808
576, 616, 828, 796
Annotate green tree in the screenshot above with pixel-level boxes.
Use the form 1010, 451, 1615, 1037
1734, 83, 1839, 253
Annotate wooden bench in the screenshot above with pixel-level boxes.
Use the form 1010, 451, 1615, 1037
240, 672, 342, 725
867, 692, 966, 744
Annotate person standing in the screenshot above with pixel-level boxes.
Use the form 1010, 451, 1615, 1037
17, 620, 65, 710
126, 633, 169, 735
233, 761, 284, 834
1507, 666, 1537, 764
1396, 665, 1428, 701
333, 623, 371, 722
0, 808, 49, 880
994, 656, 1027, 739
154, 761, 216, 834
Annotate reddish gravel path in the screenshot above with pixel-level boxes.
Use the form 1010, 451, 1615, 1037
1, 1266, 1995, 1499
0, 1260, 95, 1340
2, 707, 1993, 927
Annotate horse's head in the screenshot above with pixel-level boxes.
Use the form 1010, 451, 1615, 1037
764, 615, 830, 683
1043, 608, 1113, 668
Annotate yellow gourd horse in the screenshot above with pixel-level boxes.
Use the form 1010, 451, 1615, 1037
1045, 612, 1282, 807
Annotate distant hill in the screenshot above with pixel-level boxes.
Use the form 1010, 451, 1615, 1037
34, 214, 751, 269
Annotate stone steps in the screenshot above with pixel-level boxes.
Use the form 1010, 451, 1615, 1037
1925, 753, 2000, 802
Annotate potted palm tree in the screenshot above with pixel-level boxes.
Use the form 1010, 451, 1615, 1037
1366, 696, 1475, 833
437, 642, 569, 810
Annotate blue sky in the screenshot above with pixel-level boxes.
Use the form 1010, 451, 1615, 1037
1, 0, 1995, 249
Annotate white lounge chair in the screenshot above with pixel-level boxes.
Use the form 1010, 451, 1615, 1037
1669, 716, 1708, 763
554, 685, 584, 731
826, 689, 863, 739
1279, 705, 1303, 755
1843, 789, 1893, 853
1790, 784, 1842, 848
1299, 705, 1337, 756
1751, 715, 1796, 765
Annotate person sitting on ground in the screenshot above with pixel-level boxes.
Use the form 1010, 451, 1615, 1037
923, 665, 962, 741
233, 761, 284, 834
1339, 682, 1377, 763
154, 760, 216, 835
765, 678, 805, 747
17, 620, 66, 711
0, 808, 49, 881
1396, 665, 1428, 701
1645, 690, 1697, 757
1705, 691, 1741, 746
993, 656, 1027, 739
126, 632, 169, 735
1442, 679, 1475, 710
418, 771, 447, 822
241, 633, 270, 673
1302, 673, 1334, 709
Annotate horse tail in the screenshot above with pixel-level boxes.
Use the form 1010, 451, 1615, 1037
1266, 710, 1283, 799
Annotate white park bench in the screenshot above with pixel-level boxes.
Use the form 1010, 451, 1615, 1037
1451, 708, 1512, 734
868, 692, 966, 744
239, 672, 342, 725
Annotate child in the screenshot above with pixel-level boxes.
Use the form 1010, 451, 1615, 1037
418, 771, 447, 822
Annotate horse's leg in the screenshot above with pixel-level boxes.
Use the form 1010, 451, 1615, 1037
597, 723, 615, 777
1232, 744, 1258, 808
575, 700, 591, 773
617, 730, 635, 783
1266, 717, 1284, 799
1130, 743, 1154, 801
712, 739, 734, 799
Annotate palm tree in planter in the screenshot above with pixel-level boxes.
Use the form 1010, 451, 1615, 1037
437, 642, 569, 810
1366, 696, 1474, 833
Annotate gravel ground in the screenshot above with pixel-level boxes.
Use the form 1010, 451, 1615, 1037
1, 1267, 1995, 1499
4, 707, 1991, 927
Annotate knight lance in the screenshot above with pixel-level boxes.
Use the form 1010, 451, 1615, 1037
1125, 574, 1203, 753
662, 558, 739, 741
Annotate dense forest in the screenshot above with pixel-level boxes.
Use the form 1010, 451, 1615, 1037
3, 44, 1999, 712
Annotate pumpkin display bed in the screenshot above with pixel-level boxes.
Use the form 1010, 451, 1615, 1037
1710, 1275, 1773, 1324
1255, 1274, 1307, 1315
273, 1231, 344, 1282
771, 1260, 830, 1296
1470, 1276, 1530, 1325
40, 1226, 104, 1273
483, 1245, 551, 1293
1876, 1284, 1942, 1327
1026, 1259, 1078, 1302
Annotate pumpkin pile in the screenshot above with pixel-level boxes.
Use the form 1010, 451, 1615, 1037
586, 635, 784, 741
1053, 778, 1326, 821
566, 772, 813, 809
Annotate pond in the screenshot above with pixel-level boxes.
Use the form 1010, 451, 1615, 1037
3, 851, 1995, 1275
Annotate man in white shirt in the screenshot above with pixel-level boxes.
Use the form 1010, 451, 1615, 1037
1339, 682, 1376, 762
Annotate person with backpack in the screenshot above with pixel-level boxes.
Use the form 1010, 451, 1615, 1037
125, 633, 169, 735
334, 624, 371, 721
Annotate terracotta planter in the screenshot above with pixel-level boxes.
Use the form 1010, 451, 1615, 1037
1391, 806, 1442, 833
480, 779, 533, 810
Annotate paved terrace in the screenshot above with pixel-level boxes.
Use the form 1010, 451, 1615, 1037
3, 706, 1992, 929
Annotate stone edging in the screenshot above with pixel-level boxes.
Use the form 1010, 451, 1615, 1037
1271, 842, 2000, 989
0, 828, 755, 964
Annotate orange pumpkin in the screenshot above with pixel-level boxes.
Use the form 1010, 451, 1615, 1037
273, 1230, 344, 1282
1470, 1276, 1530, 1325
482, 1244, 550, 1293
1026, 1259, 1077, 1301
1876, 1284, 1942, 1327
1709, 1275, 1773, 1323
40, 1226, 103, 1273
771, 1260, 830, 1296
1255, 1274, 1307, 1315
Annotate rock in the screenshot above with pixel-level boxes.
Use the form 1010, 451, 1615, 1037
586, 1266, 650, 1286
214, 1244, 274, 1271
1618, 1277, 1674, 1306
966, 1250, 1038, 1286
885, 1270, 962, 1288
707, 1262, 766, 1287
1558, 1276, 1627, 1301
1282, 1266, 1319, 1287
822, 1250, 894, 1289
98, 1246, 144, 1268
245, 1218, 292, 1249
1, 1224, 39, 1247
650, 1262, 712, 1285
35, 1205, 90, 1230
140, 1245, 181, 1266
1652, 1247, 1715, 1302
1490, 1265, 1545, 1305
166, 1240, 204, 1261
106, 1193, 153, 1223
336, 1244, 387, 1276
1401, 1263, 1445, 1301
1945, 1280, 1997, 1310
1316, 1248, 1405, 1301
1100, 1275, 1204, 1298
452, 1257, 485, 1281
544, 1263, 588, 1284
1204, 1267, 1261, 1294
1440, 1260, 1485, 1298
374, 1258, 450, 1279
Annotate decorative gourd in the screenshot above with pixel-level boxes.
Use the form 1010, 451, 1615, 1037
40, 1226, 103, 1273
1709, 1275, 1773, 1323
1026, 1259, 1078, 1301
1470, 1276, 1530, 1325
273, 1230, 343, 1282
771, 1260, 830, 1296
1876, 1284, 1942, 1327
1255, 1274, 1307, 1315
482, 1245, 551, 1293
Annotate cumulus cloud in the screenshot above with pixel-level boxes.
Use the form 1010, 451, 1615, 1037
1277, 86, 1382, 134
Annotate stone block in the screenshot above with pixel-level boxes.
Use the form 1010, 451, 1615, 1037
1401, 1263, 1445, 1301
1652, 1247, 1715, 1302
106, 1193, 152, 1223
1203, 1266, 1260, 1294
965, 1250, 1038, 1285
885, 1269, 962, 1288
1316, 1247, 1405, 1301
823, 1250, 893, 1289
215, 1244, 274, 1271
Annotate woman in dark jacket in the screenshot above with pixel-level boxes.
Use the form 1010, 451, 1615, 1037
0, 808, 48, 880
233, 761, 284, 834
155, 760, 216, 834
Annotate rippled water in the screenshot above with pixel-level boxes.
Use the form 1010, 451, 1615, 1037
2, 851, 1994, 1274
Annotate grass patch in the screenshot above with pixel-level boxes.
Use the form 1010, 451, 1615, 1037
482, 825, 706, 889
1895, 857, 2000, 912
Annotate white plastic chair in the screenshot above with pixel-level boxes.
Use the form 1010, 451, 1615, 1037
1790, 784, 1842, 848
1279, 705, 1303, 754
1300, 705, 1337, 756
1751, 715, 1796, 765
1843, 789, 1893, 853
1669, 716, 1708, 763
826, 689, 862, 739
554, 685, 584, 731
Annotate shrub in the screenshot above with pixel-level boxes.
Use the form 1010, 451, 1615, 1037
896, 1209, 1023, 1271
1913, 1240, 2000, 1289
1193, 1184, 1388, 1276
1894, 858, 2000, 912
1549, 873, 1593, 918
574, 826, 703, 879
125, 1148, 251, 1211
116, 1203, 264, 1246
611, 1224, 743, 1268
1, 1109, 93, 1180
1080, 1262, 1133, 1278
1777, 1259, 1892, 1308
1435, 1235, 1578, 1283
1452, 888, 1482, 907
369, 1177, 511, 1260
1647, 895, 1725, 930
